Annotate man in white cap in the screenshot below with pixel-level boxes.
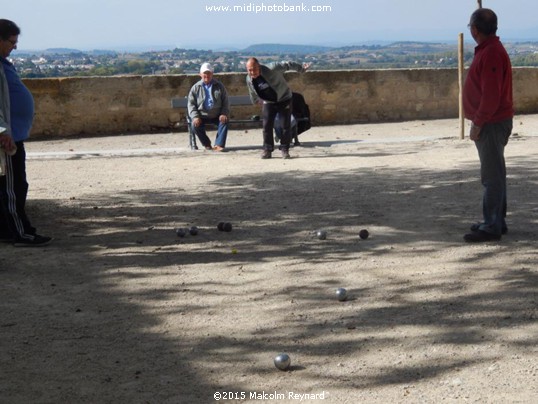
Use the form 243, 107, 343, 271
187, 62, 230, 151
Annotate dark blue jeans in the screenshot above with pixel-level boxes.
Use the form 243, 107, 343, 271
474, 119, 512, 236
192, 117, 228, 148
262, 98, 292, 151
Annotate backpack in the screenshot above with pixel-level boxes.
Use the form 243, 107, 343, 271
291, 92, 311, 135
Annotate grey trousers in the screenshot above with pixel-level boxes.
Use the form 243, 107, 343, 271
474, 119, 513, 236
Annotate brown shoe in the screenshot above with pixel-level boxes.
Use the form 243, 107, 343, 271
261, 150, 272, 159
213, 145, 225, 152
281, 149, 291, 159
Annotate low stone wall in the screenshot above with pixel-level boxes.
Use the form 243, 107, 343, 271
24, 67, 538, 138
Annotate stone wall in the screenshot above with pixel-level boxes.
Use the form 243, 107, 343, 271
24, 67, 538, 138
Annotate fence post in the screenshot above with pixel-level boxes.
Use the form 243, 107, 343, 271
458, 33, 465, 140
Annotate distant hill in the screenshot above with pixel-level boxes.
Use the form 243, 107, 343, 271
88, 49, 118, 56
43, 48, 83, 54
241, 42, 462, 55
243, 43, 334, 54
16, 48, 118, 56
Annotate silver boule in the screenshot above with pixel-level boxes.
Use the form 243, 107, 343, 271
274, 353, 291, 371
336, 287, 348, 301
316, 230, 327, 240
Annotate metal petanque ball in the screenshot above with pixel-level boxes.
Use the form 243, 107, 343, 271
223, 222, 233, 232
316, 230, 327, 240
175, 228, 186, 238
274, 353, 291, 371
189, 226, 199, 236
359, 229, 369, 240
217, 222, 225, 231
336, 287, 348, 302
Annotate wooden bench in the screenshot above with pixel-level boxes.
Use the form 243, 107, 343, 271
171, 95, 262, 149
171, 95, 306, 150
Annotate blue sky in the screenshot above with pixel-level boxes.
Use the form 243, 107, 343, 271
4, 0, 538, 51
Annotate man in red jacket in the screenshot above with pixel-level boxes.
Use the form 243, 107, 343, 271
463, 8, 513, 242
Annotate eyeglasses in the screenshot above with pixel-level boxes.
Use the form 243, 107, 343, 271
5, 38, 17, 46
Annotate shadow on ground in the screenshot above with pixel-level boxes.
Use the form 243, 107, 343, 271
1, 148, 536, 402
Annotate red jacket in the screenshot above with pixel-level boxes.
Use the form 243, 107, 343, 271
463, 36, 513, 127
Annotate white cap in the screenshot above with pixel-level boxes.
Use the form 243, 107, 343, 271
200, 62, 213, 74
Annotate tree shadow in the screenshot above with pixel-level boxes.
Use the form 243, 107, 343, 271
1, 141, 536, 401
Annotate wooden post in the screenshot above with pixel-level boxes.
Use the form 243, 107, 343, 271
458, 33, 465, 140
461, 1, 482, 138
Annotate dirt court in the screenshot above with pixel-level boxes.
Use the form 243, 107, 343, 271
1, 116, 537, 403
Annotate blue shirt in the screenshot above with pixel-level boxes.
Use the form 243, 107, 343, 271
1, 57, 34, 141
202, 82, 214, 111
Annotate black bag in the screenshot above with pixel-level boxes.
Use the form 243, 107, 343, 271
291, 92, 311, 135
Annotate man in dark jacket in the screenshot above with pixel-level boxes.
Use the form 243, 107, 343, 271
246, 58, 310, 159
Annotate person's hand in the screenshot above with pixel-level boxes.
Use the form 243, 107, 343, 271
302, 62, 312, 71
219, 115, 228, 124
193, 117, 202, 127
470, 124, 481, 141
0, 133, 8, 149
0, 133, 16, 154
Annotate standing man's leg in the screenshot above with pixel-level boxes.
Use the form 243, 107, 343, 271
474, 120, 512, 236
261, 103, 278, 158
11, 142, 34, 234
0, 144, 42, 244
0, 171, 15, 240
